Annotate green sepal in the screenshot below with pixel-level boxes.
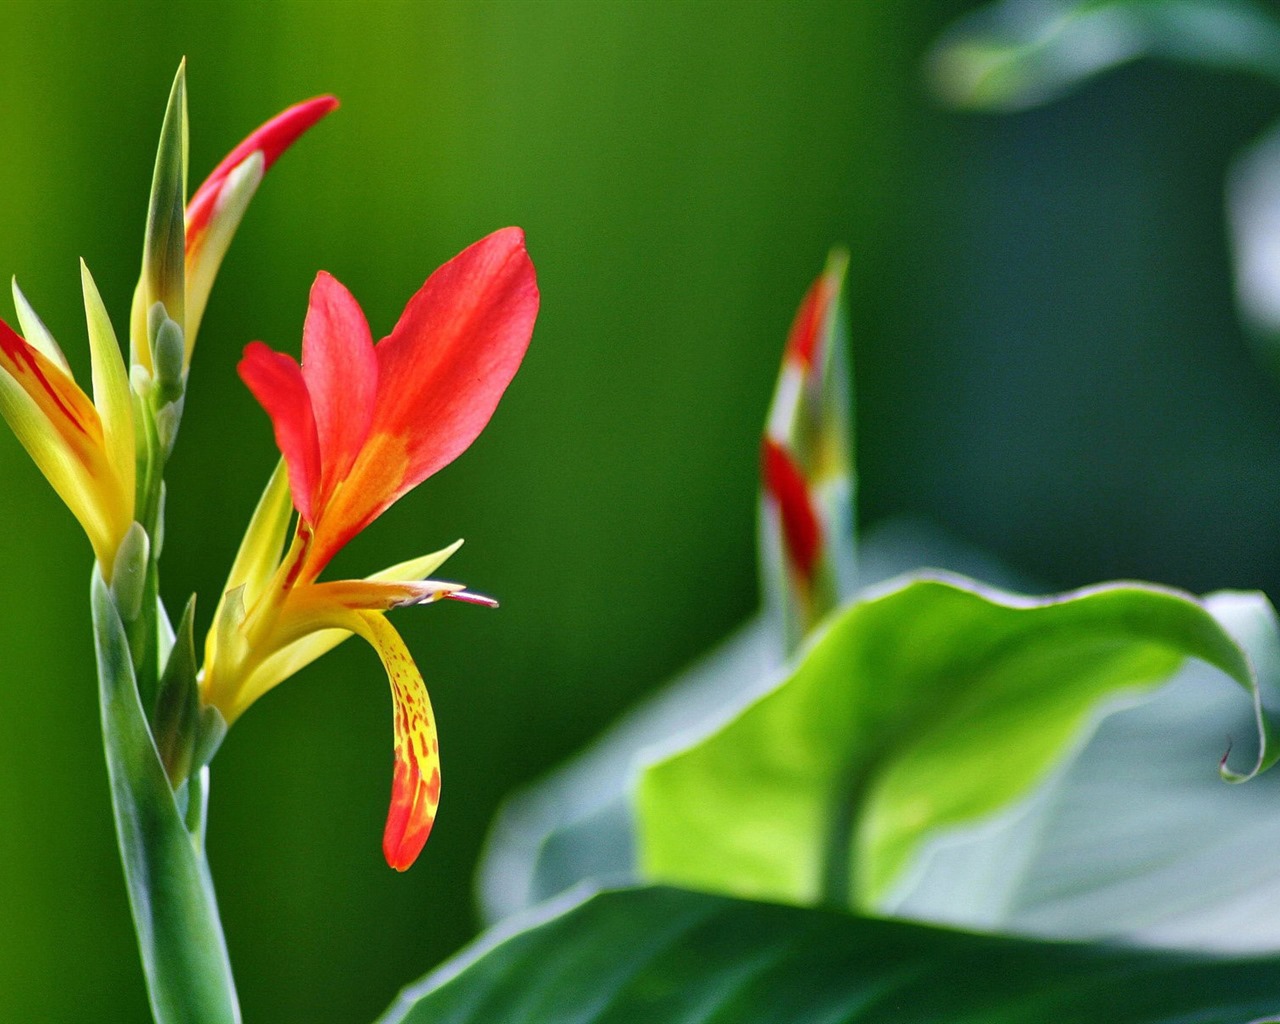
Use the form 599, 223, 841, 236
153, 594, 200, 787
134, 62, 188, 370
91, 568, 240, 1024
108, 522, 150, 624
150, 302, 186, 406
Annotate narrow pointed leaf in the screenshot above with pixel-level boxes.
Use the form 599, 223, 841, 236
91, 569, 240, 1024
11, 278, 70, 374
637, 575, 1280, 911
379, 886, 1280, 1024
134, 63, 188, 369
154, 595, 202, 786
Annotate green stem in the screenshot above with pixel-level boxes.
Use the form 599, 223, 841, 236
94, 569, 240, 1024
819, 760, 874, 911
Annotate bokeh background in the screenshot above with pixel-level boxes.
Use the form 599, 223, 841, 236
2, 1, 1280, 1021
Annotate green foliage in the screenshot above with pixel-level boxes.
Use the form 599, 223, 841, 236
637, 575, 1280, 911
381, 885, 1280, 1024
930, 0, 1280, 111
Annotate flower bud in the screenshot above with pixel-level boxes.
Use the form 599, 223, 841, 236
150, 303, 186, 405
109, 521, 151, 621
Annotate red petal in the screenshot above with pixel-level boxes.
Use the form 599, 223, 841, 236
0, 318, 100, 445
187, 96, 339, 244
761, 437, 821, 583
301, 272, 378, 510
384, 753, 440, 872
783, 269, 837, 372
309, 227, 538, 571
238, 341, 321, 523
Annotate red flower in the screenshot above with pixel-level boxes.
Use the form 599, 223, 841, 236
201, 227, 538, 869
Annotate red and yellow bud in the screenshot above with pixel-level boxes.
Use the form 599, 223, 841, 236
0, 266, 135, 576
760, 249, 855, 649
184, 95, 338, 355
130, 67, 337, 374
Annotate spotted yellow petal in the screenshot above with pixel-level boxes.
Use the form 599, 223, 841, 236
352, 610, 440, 871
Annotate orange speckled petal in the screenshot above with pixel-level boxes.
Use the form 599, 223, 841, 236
353, 611, 441, 871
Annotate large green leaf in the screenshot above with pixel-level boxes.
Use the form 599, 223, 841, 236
637, 575, 1280, 911
380, 885, 1280, 1024
888, 591, 1280, 950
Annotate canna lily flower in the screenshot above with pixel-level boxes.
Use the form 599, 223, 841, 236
0, 267, 134, 576
200, 226, 538, 870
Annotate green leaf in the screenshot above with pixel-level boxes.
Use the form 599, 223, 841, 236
637, 574, 1280, 911
380, 885, 1280, 1024
476, 522, 1032, 924
929, 0, 1280, 112
885, 592, 1280, 951
92, 569, 240, 1024
1228, 119, 1280, 379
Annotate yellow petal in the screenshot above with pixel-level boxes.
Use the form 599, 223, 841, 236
223, 538, 467, 709
80, 262, 136, 510
0, 325, 128, 570
185, 152, 264, 358
369, 538, 464, 584
216, 458, 293, 615
11, 278, 71, 375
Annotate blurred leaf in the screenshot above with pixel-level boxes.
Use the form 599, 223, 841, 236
476, 614, 782, 923
1228, 118, 1280, 374
886, 589, 1280, 952
759, 249, 856, 651
381, 885, 1280, 1024
930, 0, 1280, 112
637, 575, 1280, 911
475, 522, 1027, 925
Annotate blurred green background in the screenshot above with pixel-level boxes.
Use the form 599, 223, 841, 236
2, 1, 1280, 1021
